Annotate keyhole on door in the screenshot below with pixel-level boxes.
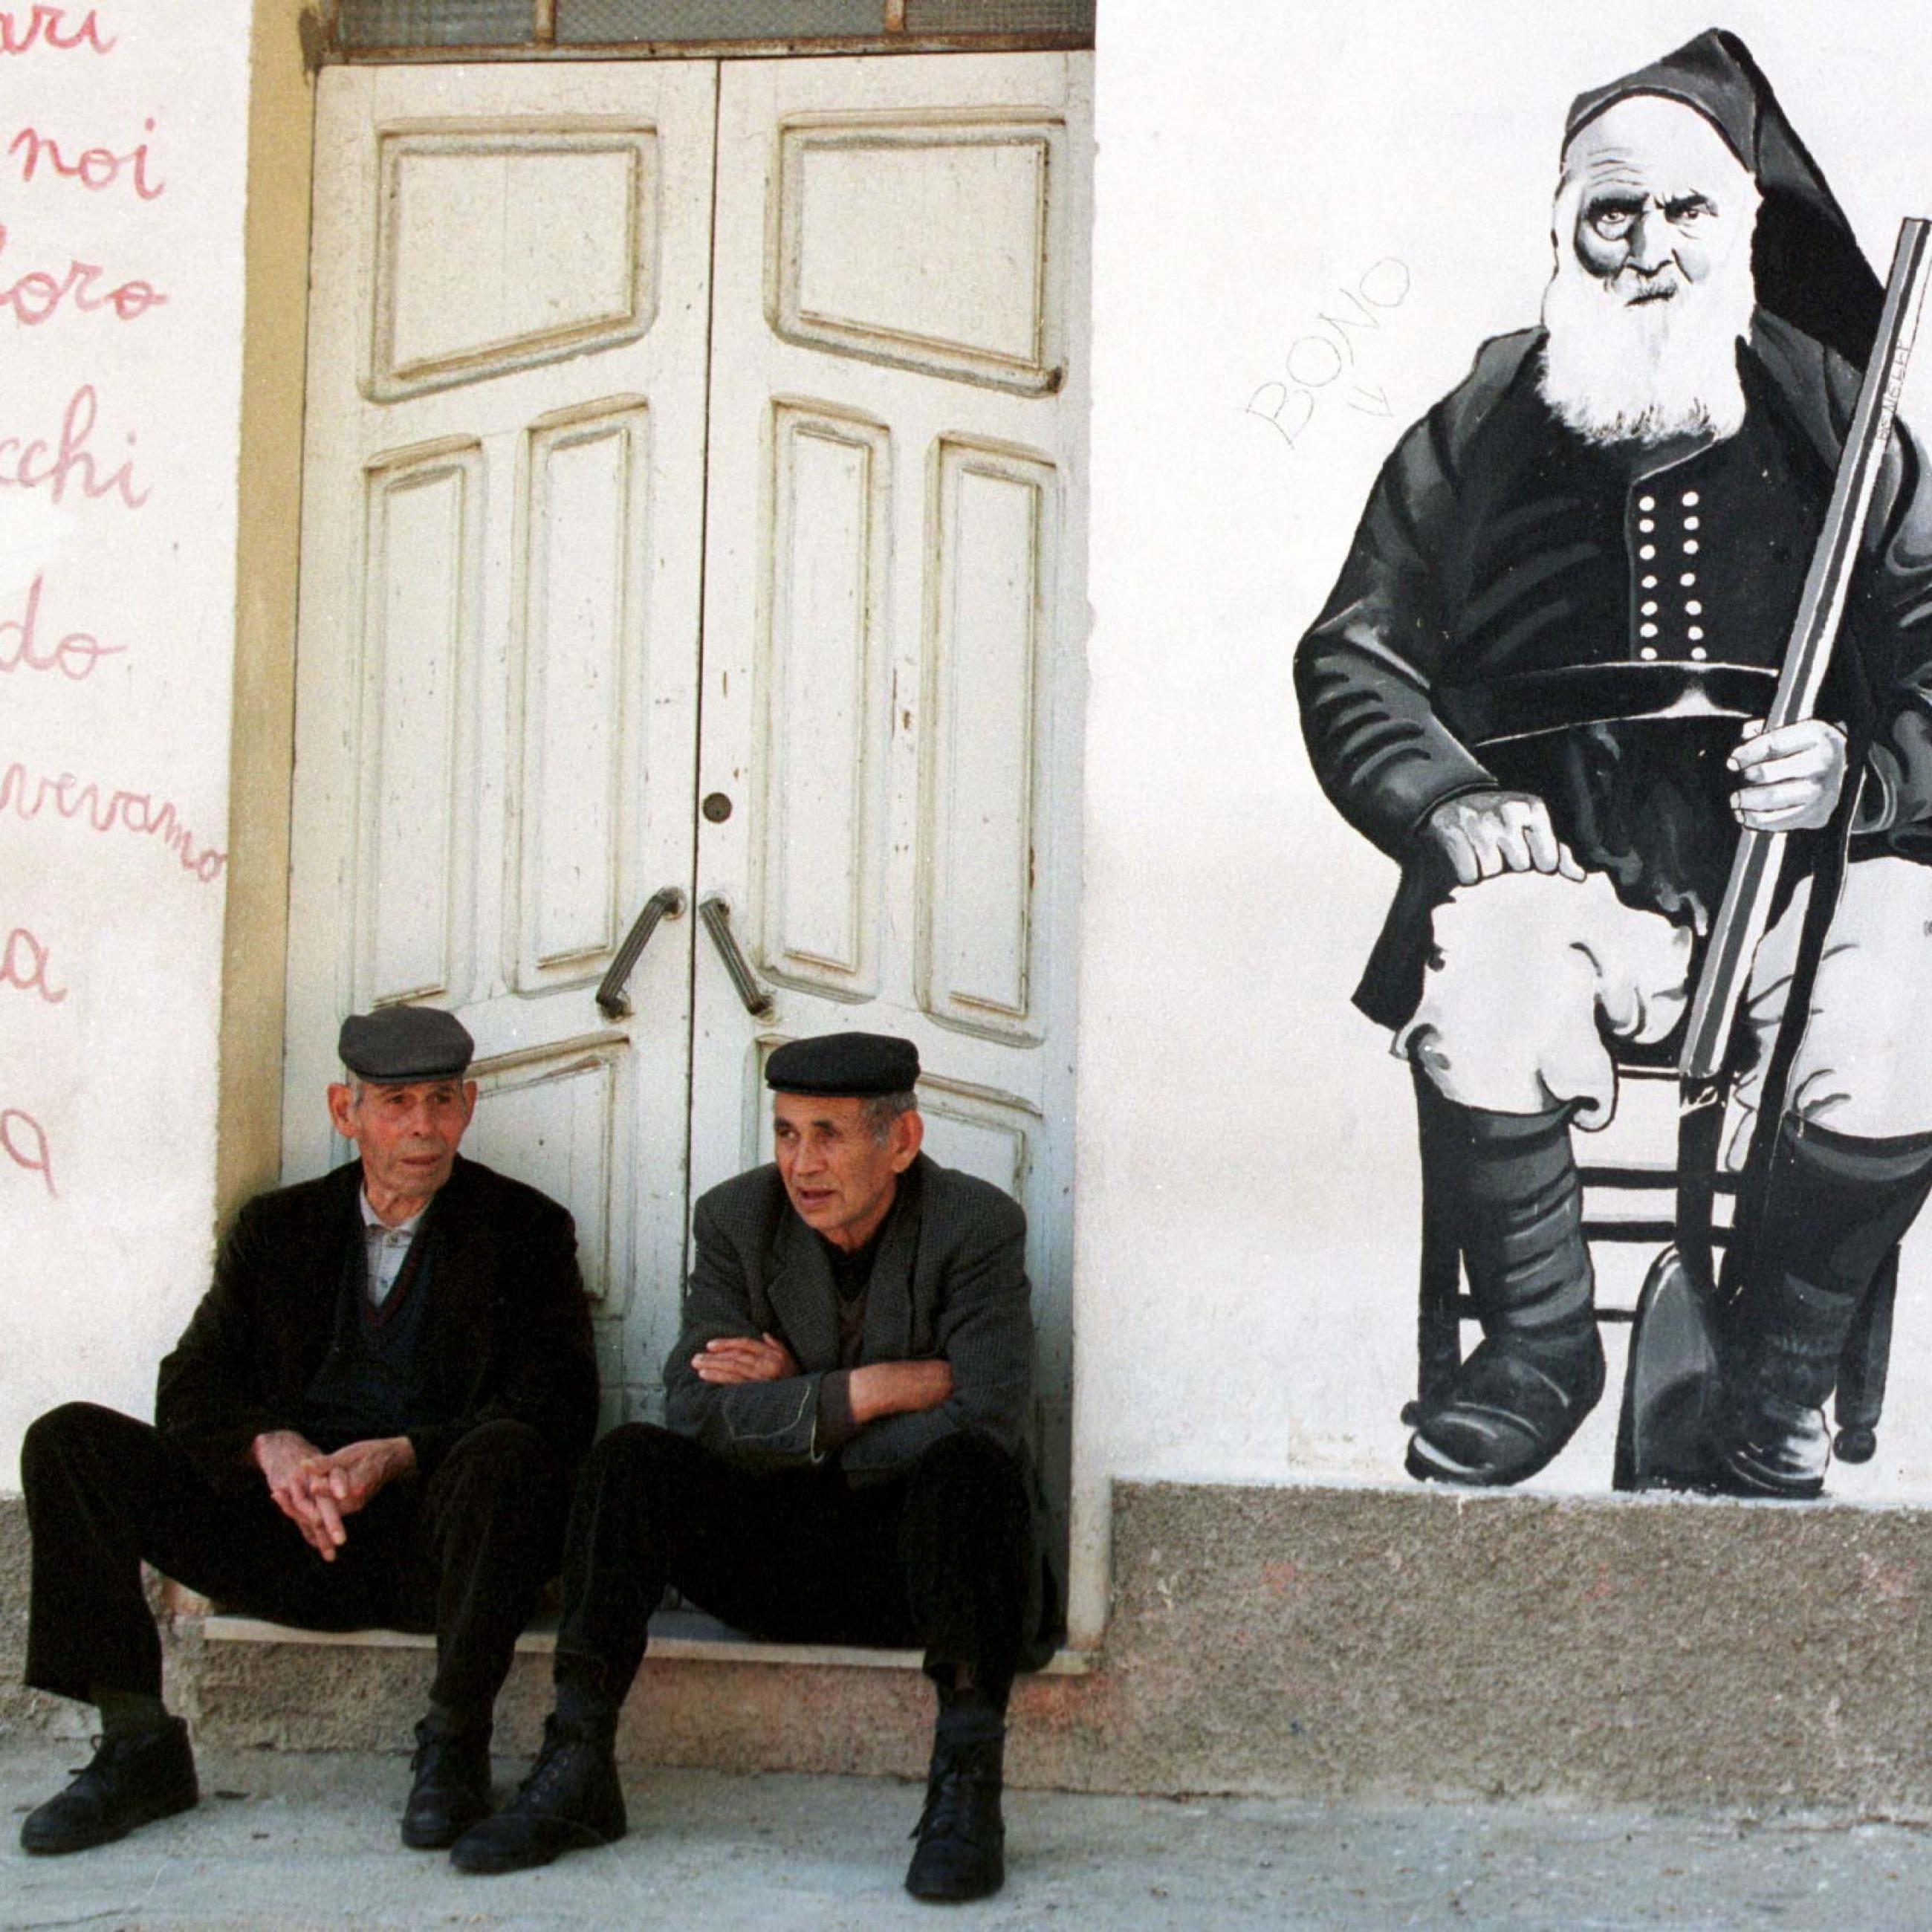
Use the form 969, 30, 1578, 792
701, 791, 733, 823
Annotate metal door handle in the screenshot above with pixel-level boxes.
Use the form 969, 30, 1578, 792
698, 894, 775, 1017
595, 886, 687, 1020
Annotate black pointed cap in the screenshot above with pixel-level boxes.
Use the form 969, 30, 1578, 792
1564, 27, 1882, 366
765, 1032, 920, 1098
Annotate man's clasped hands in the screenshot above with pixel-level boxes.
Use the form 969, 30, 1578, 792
252, 1429, 418, 1559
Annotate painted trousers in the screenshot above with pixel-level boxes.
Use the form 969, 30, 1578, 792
1395, 855, 1932, 1155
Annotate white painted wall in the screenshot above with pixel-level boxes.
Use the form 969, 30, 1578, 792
10, 0, 1932, 1661
0, 3, 251, 1485
1070, 0, 1932, 1634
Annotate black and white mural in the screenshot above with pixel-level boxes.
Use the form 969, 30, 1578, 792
1290, 27, 1932, 1497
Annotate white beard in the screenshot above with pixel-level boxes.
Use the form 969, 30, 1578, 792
1537, 232, 1757, 447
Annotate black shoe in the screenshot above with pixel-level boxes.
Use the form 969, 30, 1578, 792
401, 1715, 493, 1850
905, 1730, 1005, 1903
1406, 1326, 1605, 1487
19, 1717, 198, 1855
449, 1715, 626, 1875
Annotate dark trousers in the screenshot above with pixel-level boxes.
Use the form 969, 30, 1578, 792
554, 1423, 1033, 1707
22, 1402, 568, 1720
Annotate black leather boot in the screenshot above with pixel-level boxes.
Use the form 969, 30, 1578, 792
1407, 1088, 1604, 1487
905, 1693, 1006, 1903
1714, 1120, 1932, 1499
401, 1711, 493, 1850
19, 1716, 198, 1855
449, 1713, 626, 1875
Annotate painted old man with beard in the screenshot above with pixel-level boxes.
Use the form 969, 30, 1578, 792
1296, 30, 1932, 1495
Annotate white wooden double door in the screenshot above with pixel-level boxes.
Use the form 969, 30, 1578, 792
281, 52, 1090, 1497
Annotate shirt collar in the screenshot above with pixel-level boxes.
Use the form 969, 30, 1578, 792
360, 1188, 427, 1239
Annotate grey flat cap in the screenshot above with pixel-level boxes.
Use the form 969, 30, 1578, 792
338, 1006, 475, 1083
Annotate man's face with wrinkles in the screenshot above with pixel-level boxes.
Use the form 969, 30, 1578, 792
1564, 94, 1754, 302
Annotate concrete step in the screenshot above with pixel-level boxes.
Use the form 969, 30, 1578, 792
194, 1604, 1094, 1675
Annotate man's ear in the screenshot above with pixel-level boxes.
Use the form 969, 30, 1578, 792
326, 1083, 357, 1142
460, 1079, 479, 1125
889, 1107, 924, 1174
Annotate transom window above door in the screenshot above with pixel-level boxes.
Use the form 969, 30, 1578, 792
332, 0, 1095, 58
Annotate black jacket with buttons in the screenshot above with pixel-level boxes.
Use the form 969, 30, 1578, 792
1294, 312, 1932, 1027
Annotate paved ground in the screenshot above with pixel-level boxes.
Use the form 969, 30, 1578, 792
7, 1741, 1932, 1930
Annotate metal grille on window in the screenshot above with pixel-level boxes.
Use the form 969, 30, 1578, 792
904, 0, 1093, 29
337, 0, 538, 46
557, 0, 886, 40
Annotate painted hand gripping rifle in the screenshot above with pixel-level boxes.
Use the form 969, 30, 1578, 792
1616, 217, 1932, 1491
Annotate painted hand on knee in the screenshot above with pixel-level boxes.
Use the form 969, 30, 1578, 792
1424, 790, 1585, 886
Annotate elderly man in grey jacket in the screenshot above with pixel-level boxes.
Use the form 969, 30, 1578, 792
450, 1032, 1050, 1904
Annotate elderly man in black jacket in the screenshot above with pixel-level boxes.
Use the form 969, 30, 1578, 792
18, 1007, 597, 1858
1295, 31, 1932, 1495
451, 1031, 1047, 1905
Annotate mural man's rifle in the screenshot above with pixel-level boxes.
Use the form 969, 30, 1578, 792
1617, 215, 1932, 1488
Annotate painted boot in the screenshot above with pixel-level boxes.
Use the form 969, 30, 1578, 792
1714, 1120, 1932, 1499
1407, 1089, 1604, 1487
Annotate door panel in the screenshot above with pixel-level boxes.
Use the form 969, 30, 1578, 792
283, 62, 717, 1422
692, 52, 1092, 1532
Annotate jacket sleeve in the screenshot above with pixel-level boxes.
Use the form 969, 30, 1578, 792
1293, 375, 1503, 859
154, 1199, 291, 1498
839, 1198, 1034, 1482
662, 1192, 825, 1470
406, 1194, 600, 1481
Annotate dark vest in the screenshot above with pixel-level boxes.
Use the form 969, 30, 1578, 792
1436, 351, 1834, 932
297, 1213, 450, 1449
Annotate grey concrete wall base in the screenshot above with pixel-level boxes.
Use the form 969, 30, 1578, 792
8, 1482, 1932, 1812
1077, 1480, 1932, 1812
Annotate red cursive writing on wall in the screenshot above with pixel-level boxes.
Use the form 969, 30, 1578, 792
0, 759, 226, 881
0, 226, 164, 324
0, 6, 112, 54
0, 384, 149, 507
1, 1106, 56, 1193
1, 924, 65, 1002
10, 118, 163, 197
0, 573, 123, 679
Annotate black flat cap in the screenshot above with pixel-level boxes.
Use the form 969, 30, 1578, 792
338, 1006, 475, 1083
765, 1031, 919, 1097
